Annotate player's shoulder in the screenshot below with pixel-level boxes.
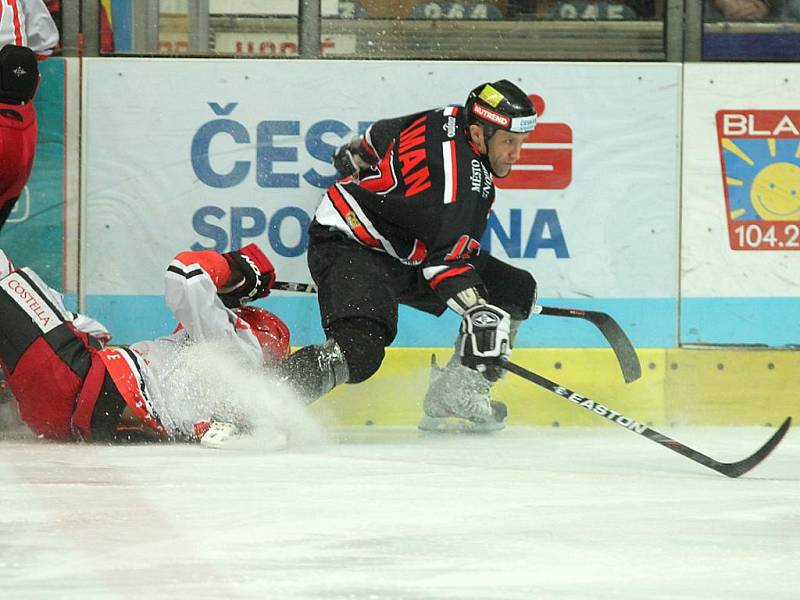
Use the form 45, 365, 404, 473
421, 104, 466, 141
428, 104, 465, 123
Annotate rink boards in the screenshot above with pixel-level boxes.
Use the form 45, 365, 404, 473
73, 59, 800, 350
316, 347, 799, 427
0, 59, 798, 427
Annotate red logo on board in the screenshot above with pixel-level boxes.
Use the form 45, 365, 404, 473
495, 95, 573, 190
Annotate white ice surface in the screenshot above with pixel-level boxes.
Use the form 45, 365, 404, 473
1, 425, 799, 600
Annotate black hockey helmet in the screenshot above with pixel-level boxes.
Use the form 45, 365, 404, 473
465, 79, 537, 141
0, 45, 39, 104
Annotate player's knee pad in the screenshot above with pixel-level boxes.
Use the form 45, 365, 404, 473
328, 318, 389, 384
482, 258, 537, 321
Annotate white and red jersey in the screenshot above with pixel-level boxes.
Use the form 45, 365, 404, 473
0, 0, 59, 56
124, 250, 268, 438
315, 105, 496, 307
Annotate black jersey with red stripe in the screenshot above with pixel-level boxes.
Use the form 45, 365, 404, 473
314, 105, 496, 304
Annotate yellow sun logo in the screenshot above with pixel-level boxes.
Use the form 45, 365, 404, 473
750, 162, 800, 221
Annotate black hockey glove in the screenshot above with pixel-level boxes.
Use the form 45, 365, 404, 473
218, 244, 276, 308
0, 45, 40, 103
333, 142, 359, 178
332, 137, 375, 178
459, 304, 512, 382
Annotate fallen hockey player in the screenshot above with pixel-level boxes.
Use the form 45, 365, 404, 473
0, 244, 299, 448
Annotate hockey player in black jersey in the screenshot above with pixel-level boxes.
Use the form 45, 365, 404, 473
280, 79, 539, 431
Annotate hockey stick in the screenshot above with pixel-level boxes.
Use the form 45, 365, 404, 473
534, 306, 641, 383
503, 360, 792, 478
274, 280, 641, 383
274, 281, 319, 293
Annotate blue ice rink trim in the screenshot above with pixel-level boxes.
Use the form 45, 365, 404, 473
680, 297, 800, 347
86, 295, 679, 348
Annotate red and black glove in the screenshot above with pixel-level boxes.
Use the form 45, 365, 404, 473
218, 244, 276, 308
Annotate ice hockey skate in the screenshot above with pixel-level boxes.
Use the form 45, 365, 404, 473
418, 354, 507, 433
199, 420, 288, 452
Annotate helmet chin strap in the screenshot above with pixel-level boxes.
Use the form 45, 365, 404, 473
470, 124, 504, 178
484, 154, 503, 179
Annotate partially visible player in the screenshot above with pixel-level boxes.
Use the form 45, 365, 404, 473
0, 244, 291, 445
0, 45, 39, 229
0, 0, 59, 230
0, 0, 60, 57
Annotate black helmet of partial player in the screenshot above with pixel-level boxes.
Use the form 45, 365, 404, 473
0, 45, 39, 104
465, 79, 537, 142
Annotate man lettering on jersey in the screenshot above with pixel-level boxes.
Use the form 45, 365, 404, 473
278, 79, 539, 432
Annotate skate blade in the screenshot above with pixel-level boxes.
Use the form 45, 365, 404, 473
200, 422, 288, 452
417, 415, 506, 434
201, 431, 288, 452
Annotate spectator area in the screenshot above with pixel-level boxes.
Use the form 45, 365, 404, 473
340, 1, 666, 19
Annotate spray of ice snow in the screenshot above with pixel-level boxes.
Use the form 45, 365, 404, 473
0, 394, 33, 441
165, 340, 328, 451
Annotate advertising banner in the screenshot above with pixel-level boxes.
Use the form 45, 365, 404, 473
83, 59, 680, 347
682, 64, 800, 346
716, 110, 800, 251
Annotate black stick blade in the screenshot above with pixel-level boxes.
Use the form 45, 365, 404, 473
505, 360, 791, 478
538, 306, 642, 383
642, 417, 792, 478
714, 417, 792, 478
